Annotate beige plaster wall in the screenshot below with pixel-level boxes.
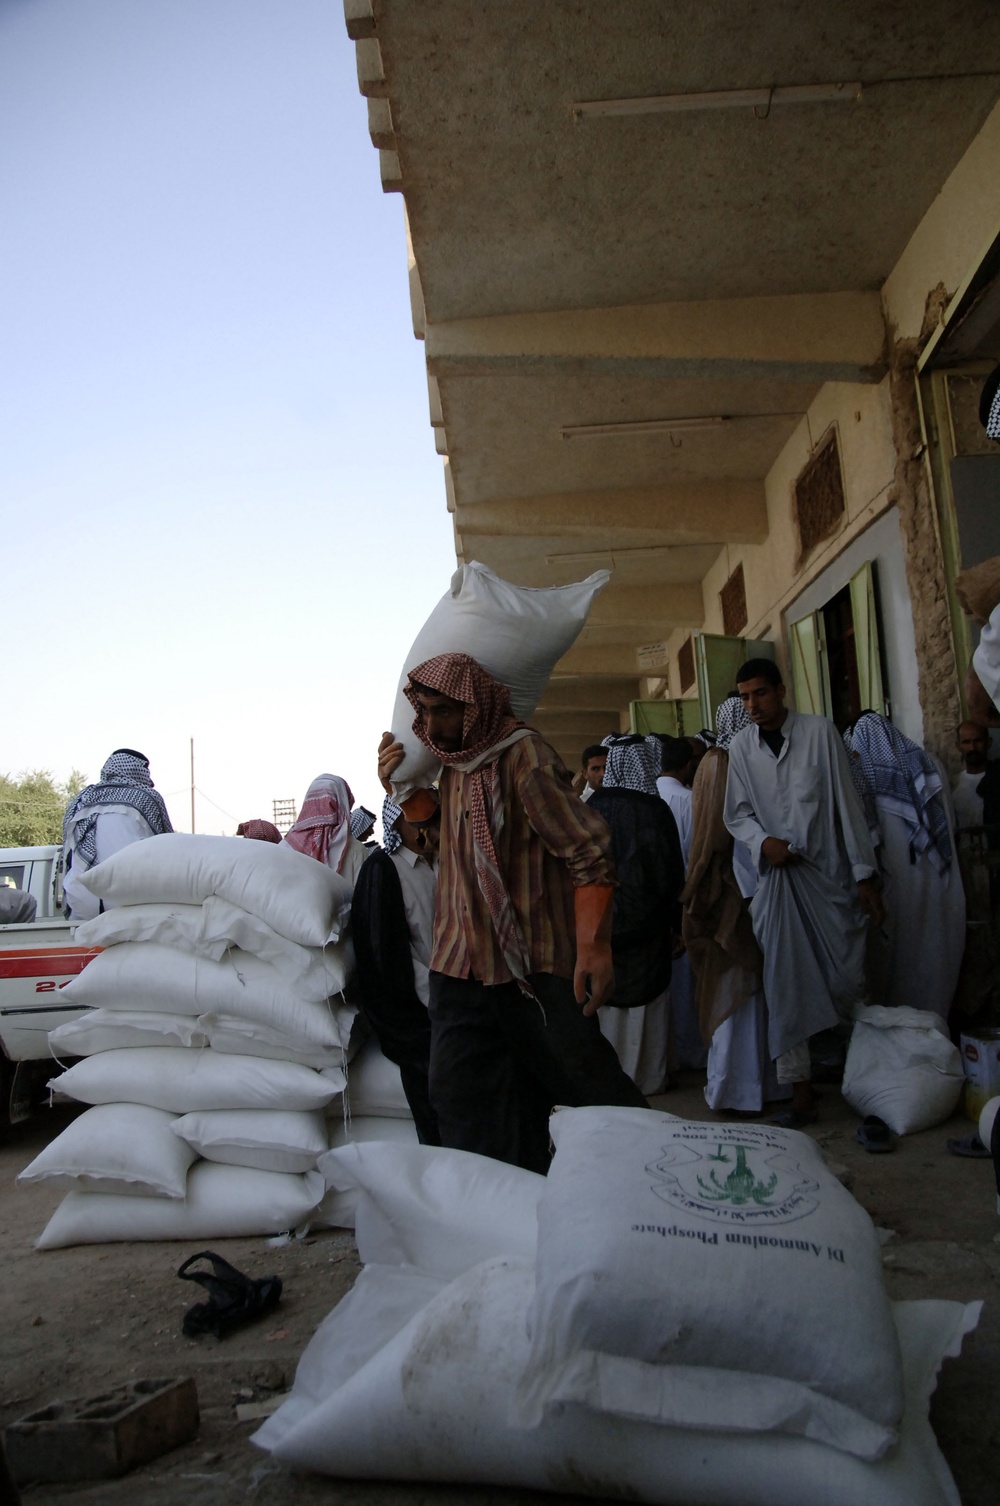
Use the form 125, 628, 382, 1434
883, 100, 1000, 342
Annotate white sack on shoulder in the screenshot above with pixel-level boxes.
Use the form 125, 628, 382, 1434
49, 1047, 339, 1114
519, 1106, 903, 1456
843, 1006, 965, 1136
49, 1009, 207, 1056
37, 1163, 325, 1249
78, 832, 352, 947
389, 561, 609, 798
18, 1103, 196, 1199
319, 1142, 543, 1277
172, 1109, 328, 1174
255, 1256, 979, 1506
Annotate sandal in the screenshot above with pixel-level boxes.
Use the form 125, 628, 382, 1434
946, 1134, 991, 1159
177, 1250, 282, 1339
855, 1116, 893, 1153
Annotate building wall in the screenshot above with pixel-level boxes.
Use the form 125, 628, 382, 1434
658, 102, 1000, 758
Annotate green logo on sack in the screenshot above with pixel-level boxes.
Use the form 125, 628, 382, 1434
647, 1140, 820, 1226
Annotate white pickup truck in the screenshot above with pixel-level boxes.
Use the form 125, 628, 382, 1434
0, 845, 100, 1125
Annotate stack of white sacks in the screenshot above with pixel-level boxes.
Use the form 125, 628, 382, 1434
19, 834, 416, 1249
254, 1106, 981, 1506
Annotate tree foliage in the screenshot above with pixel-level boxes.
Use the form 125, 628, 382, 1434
0, 769, 88, 849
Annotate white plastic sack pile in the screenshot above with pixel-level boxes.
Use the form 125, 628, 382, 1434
254, 1138, 980, 1506
389, 561, 609, 798
317, 1038, 420, 1227
18, 1104, 197, 1199
843, 1007, 965, 1135
78, 832, 352, 947
519, 1106, 903, 1459
32, 835, 366, 1248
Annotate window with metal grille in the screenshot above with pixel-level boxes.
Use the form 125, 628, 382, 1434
678, 636, 695, 693
720, 563, 747, 637
794, 430, 845, 566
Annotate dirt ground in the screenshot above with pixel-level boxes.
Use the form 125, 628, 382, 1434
1, 1082, 997, 1506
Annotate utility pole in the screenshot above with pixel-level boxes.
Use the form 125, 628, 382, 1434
190, 738, 195, 834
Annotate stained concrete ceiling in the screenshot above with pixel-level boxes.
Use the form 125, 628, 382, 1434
347, 0, 1000, 763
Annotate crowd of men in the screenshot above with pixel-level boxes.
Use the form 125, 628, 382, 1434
59, 628, 998, 1171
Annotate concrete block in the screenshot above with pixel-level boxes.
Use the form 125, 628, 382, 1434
4, 1376, 199, 1484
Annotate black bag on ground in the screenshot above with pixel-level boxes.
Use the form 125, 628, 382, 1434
177, 1250, 282, 1339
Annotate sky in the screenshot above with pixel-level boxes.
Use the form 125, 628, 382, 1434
1, 0, 454, 835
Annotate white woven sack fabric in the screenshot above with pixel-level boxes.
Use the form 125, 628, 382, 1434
518, 1106, 903, 1457
36, 1163, 325, 1249
49, 1047, 339, 1114
388, 561, 609, 798
79, 832, 352, 947
49, 1009, 207, 1056
18, 1104, 196, 1199
73, 903, 352, 994
199, 1014, 352, 1073
254, 1257, 978, 1506
842, 1007, 965, 1135
172, 1109, 328, 1174
343, 1038, 411, 1118
327, 1117, 419, 1149
319, 1142, 543, 1277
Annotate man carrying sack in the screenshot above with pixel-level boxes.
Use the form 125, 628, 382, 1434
378, 651, 648, 1173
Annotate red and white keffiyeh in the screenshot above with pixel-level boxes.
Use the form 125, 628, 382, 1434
283, 774, 354, 874
405, 653, 535, 987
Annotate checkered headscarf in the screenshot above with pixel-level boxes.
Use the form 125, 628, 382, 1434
381, 795, 404, 856
600, 734, 661, 795
284, 774, 354, 873
405, 653, 534, 988
715, 694, 751, 751
350, 807, 377, 842
63, 751, 173, 870
844, 712, 952, 873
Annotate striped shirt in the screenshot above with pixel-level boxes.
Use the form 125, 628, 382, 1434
430, 732, 616, 985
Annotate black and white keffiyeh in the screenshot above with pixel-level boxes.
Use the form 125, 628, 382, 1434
349, 806, 377, 842
381, 795, 404, 856
600, 734, 661, 795
715, 694, 751, 751
844, 712, 952, 873
62, 751, 172, 870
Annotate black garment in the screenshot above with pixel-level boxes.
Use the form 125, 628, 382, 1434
349, 849, 440, 1145
587, 786, 685, 1007
759, 727, 785, 758
979, 759, 1000, 907
427, 970, 649, 1174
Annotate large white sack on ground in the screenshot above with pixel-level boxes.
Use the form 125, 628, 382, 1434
254, 1256, 979, 1506
388, 561, 609, 797
341, 1037, 411, 1118
519, 1106, 903, 1455
49, 1047, 339, 1114
49, 1009, 207, 1056
61, 940, 353, 1038
37, 1163, 325, 1249
314, 1118, 421, 1231
319, 1142, 544, 1277
172, 1109, 328, 1174
79, 832, 352, 947
842, 1007, 965, 1135
199, 1014, 355, 1073
73, 903, 352, 995
18, 1104, 196, 1199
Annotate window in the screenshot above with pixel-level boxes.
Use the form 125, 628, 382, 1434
678, 636, 695, 693
794, 430, 845, 566
720, 562, 747, 637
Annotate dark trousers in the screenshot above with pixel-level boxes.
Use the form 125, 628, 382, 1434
427, 971, 648, 1174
